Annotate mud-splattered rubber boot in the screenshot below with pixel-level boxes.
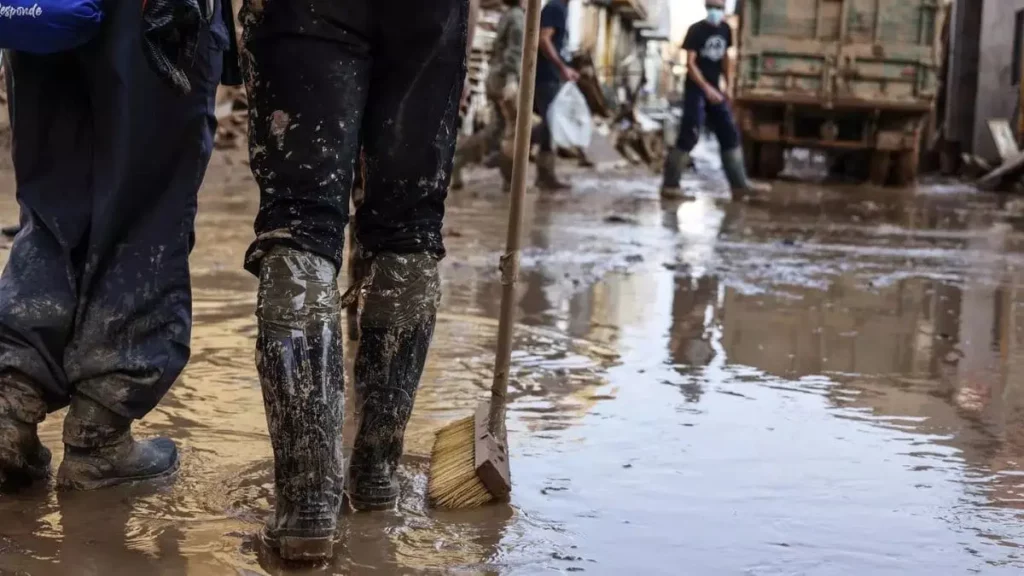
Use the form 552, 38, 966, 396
256, 246, 344, 561
0, 375, 50, 490
56, 395, 178, 491
347, 253, 440, 511
660, 148, 693, 200
536, 151, 570, 192
721, 146, 771, 202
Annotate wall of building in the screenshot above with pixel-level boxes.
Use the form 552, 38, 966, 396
943, 0, 981, 149
972, 0, 1024, 161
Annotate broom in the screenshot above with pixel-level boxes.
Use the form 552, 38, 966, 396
427, 0, 544, 509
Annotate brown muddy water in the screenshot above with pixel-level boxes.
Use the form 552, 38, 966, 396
4, 144, 1024, 575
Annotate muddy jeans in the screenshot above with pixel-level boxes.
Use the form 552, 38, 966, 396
675, 83, 740, 153
532, 80, 561, 153
239, 0, 469, 275
0, 0, 227, 418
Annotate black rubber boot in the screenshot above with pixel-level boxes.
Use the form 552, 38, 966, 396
256, 246, 344, 562
660, 148, 692, 200
56, 395, 179, 491
721, 146, 771, 202
0, 374, 50, 490
347, 252, 440, 511
536, 151, 570, 191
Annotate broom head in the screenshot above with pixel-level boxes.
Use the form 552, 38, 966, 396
428, 400, 512, 509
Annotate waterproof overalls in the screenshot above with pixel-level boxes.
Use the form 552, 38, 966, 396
0, 0, 239, 491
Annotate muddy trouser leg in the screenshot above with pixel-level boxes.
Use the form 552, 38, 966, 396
530, 80, 560, 153
663, 88, 704, 191
483, 95, 506, 163
0, 0, 225, 490
345, 0, 466, 511
240, 0, 373, 558
0, 51, 87, 489
497, 91, 518, 188
706, 101, 752, 191
531, 80, 568, 189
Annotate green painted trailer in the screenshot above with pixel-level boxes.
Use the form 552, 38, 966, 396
733, 0, 946, 185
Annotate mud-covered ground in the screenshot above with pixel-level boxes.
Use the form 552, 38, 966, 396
4, 142, 1024, 575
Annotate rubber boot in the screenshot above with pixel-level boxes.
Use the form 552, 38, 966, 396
347, 253, 440, 511
56, 395, 179, 491
535, 151, 570, 191
660, 148, 692, 200
721, 146, 771, 202
0, 374, 50, 490
256, 247, 344, 561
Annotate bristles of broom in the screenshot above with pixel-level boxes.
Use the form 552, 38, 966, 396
427, 416, 495, 509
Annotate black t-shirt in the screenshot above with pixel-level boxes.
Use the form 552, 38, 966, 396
682, 20, 732, 90
536, 0, 568, 85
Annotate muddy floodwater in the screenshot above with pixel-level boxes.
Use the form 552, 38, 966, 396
5, 144, 1024, 575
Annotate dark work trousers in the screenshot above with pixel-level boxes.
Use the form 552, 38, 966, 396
531, 80, 561, 152
239, 0, 469, 275
675, 84, 740, 153
0, 0, 227, 419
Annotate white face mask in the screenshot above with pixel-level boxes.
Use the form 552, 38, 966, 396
707, 7, 725, 25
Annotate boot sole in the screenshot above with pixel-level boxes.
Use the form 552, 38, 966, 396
279, 536, 335, 561
261, 527, 337, 562
55, 453, 180, 491
346, 490, 398, 512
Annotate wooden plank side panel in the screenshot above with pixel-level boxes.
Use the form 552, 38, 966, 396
752, 0, 820, 39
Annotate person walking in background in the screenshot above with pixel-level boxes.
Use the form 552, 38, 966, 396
661, 0, 768, 201
529, 0, 577, 191
452, 0, 525, 191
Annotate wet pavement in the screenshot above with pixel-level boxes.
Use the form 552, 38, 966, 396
4, 143, 1024, 574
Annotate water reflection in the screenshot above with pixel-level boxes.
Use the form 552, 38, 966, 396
656, 190, 1024, 562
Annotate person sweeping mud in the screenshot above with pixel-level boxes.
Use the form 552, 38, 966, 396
452, 0, 524, 192
239, 0, 479, 561
0, 0, 237, 490
661, 0, 768, 201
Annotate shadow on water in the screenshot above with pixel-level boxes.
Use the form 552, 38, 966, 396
7, 155, 1024, 573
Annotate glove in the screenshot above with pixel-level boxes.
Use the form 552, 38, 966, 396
142, 0, 213, 94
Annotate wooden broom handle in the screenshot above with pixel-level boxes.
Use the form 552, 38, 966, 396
488, 0, 542, 436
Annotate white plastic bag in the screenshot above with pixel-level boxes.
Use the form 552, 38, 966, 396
547, 82, 592, 150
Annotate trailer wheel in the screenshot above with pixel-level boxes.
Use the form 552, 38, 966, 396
889, 149, 919, 187
757, 143, 785, 179
868, 151, 892, 187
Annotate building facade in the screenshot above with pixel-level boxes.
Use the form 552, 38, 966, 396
944, 0, 1024, 162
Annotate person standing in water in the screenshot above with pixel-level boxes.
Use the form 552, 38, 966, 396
0, 0, 236, 491
239, 0, 479, 561
661, 0, 768, 201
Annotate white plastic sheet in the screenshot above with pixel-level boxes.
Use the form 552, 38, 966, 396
547, 82, 592, 150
